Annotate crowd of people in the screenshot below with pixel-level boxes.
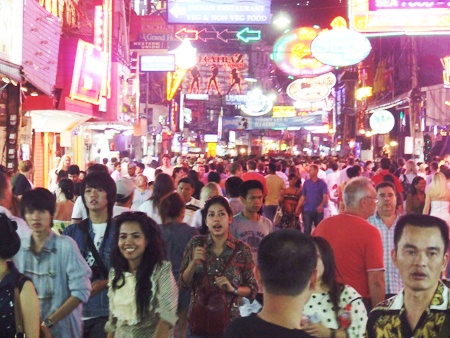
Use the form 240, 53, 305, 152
0, 151, 449, 338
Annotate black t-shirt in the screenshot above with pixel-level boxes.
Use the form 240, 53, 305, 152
223, 313, 314, 338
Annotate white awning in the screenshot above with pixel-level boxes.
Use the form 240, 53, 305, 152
27, 110, 92, 133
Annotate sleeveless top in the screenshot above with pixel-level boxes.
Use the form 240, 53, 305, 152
0, 261, 32, 338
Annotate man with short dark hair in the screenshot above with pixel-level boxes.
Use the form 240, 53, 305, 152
367, 214, 450, 338
241, 160, 268, 196
224, 230, 317, 338
177, 177, 202, 226
264, 163, 285, 222
225, 176, 244, 215
371, 158, 404, 197
68, 164, 82, 196
64, 172, 117, 338
230, 180, 274, 304
295, 164, 328, 235
368, 181, 402, 299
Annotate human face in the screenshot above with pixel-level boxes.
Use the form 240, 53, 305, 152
127, 165, 136, 177
415, 179, 426, 193
136, 175, 147, 189
309, 166, 318, 179
376, 186, 397, 215
64, 156, 71, 167
205, 203, 232, 238
84, 185, 109, 213
392, 225, 448, 293
68, 173, 79, 182
118, 221, 148, 271
197, 165, 205, 176
162, 157, 171, 167
241, 188, 264, 214
178, 182, 194, 202
24, 209, 52, 234
360, 186, 378, 218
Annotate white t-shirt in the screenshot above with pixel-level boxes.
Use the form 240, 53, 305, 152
71, 196, 88, 220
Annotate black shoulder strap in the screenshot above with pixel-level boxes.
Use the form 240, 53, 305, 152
82, 220, 109, 279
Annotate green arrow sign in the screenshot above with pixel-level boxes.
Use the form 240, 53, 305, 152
236, 27, 261, 43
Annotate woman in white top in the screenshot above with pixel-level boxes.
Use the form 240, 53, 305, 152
106, 211, 177, 337
303, 236, 367, 338
138, 173, 174, 224
423, 172, 450, 226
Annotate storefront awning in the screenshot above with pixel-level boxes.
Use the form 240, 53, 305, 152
367, 91, 409, 113
0, 60, 22, 82
27, 110, 92, 133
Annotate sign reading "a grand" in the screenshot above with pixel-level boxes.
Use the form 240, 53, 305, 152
168, 0, 271, 24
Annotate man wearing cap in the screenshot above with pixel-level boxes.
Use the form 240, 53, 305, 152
113, 178, 135, 217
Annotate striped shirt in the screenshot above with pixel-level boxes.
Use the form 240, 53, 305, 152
368, 213, 403, 294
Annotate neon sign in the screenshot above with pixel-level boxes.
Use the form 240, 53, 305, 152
311, 17, 371, 67
350, 0, 450, 34
272, 27, 333, 77
70, 40, 107, 105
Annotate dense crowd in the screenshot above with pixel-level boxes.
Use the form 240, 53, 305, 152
0, 151, 449, 338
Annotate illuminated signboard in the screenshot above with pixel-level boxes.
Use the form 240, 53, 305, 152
272, 27, 333, 77
369, 109, 395, 134
167, 0, 271, 25
180, 53, 249, 95
140, 55, 176, 71
287, 72, 336, 102
70, 40, 106, 105
349, 0, 450, 34
311, 17, 371, 67
273, 106, 296, 117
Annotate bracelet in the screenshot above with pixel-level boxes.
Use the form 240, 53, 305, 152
330, 328, 337, 338
233, 288, 238, 296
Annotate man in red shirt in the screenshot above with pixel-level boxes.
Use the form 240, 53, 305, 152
242, 159, 268, 196
313, 177, 385, 310
371, 158, 404, 196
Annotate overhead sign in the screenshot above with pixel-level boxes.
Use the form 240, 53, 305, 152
168, 0, 271, 24
222, 112, 327, 130
180, 53, 249, 95
287, 72, 336, 102
240, 91, 273, 116
311, 17, 372, 67
370, 109, 395, 134
349, 0, 450, 34
140, 55, 175, 72
129, 15, 178, 50
272, 27, 333, 77
175, 27, 262, 43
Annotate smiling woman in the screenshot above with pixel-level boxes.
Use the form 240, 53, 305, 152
106, 211, 178, 338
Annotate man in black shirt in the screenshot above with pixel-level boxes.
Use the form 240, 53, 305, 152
224, 230, 317, 338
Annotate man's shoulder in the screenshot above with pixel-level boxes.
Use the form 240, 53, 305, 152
314, 214, 377, 235
224, 314, 313, 338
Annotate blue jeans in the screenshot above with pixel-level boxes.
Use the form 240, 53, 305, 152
263, 205, 278, 223
302, 211, 324, 235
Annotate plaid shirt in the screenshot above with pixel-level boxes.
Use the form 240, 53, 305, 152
368, 212, 403, 294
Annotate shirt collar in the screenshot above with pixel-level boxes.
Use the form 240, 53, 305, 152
205, 233, 236, 250
23, 231, 57, 253
390, 281, 449, 311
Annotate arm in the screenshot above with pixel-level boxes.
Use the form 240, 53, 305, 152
180, 246, 205, 286
405, 194, 413, 214
90, 279, 108, 298
295, 195, 306, 215
317, 194, 328, 213
21, 281, 40, 338
154, 320, 172, 338
423, 194, 431, 215
367, 270, 385, 308
44, 296, 82, 325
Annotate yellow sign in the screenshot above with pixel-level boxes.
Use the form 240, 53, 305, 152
273, 106, 296, 117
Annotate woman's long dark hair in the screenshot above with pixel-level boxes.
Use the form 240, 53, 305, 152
312, 236, 343, 316
410, 176, 424, 195
111, 211, 165, 320
148, 173, 174, 212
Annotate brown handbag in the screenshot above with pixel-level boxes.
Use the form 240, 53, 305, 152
14, 276, 52, 338
189, 243, 239, 337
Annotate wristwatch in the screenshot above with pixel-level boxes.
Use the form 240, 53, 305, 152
43, 318, 54, 328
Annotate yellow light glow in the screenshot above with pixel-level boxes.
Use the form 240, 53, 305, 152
356, 86, 373, 100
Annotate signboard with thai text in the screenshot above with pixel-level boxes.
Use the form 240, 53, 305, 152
350, 0, 450, 34
168, 0, 271, 25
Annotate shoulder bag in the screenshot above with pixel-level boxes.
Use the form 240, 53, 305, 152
189, 239, 240, 337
